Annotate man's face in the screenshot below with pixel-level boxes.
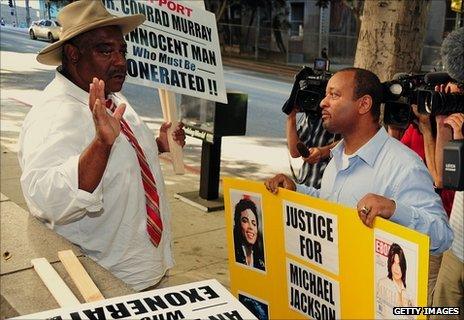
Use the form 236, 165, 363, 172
74, 26, 127, 94
240, 209, 258, 246
319, 71, 359, 134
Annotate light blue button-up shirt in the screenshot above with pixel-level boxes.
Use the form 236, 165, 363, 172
297, 127, 453, 255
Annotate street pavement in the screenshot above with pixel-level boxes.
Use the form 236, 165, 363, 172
0, 25, 306, 298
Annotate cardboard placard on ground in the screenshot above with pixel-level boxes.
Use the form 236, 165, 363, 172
13, 279, 257, 320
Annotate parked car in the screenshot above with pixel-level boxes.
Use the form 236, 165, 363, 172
29, 19, 61, 42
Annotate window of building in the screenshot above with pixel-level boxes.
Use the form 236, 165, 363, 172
289, 2, 304, 36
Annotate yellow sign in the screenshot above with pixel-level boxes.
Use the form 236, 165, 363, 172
451, 0, 463, 13
224, 178, 429, 319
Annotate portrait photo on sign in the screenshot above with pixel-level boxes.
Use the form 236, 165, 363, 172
230, 190, 266, 272
374, 229, 418, 320
238, 292, 269, 320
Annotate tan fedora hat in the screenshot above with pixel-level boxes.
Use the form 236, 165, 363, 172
37, 0, 145, 66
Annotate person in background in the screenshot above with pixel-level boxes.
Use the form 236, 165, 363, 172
395, 107, 455, 216
429, 26, 464, 319
321, 48, 328, 60
287, 107, 340, 188
429, 111, 463, 319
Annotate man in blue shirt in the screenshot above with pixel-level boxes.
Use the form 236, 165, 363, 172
265, 68, 453, 255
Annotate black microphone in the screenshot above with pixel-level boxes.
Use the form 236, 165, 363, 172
296, 142, 310, 158
424, 72, 453, 86
441, 27, 464, 83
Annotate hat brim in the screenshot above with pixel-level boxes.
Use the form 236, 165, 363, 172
37, 14, 145, 66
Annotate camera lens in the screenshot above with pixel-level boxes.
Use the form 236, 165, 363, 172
389, 83, 403, 96
425, 93, 433, 114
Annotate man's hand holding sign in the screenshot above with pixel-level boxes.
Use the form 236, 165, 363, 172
356, 193, 396, 228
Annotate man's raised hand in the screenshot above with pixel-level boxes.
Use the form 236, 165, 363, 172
89, 78, 126, 146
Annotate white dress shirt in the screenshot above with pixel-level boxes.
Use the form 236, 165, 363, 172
18, 70, 174, 290
297, 128, 453, 255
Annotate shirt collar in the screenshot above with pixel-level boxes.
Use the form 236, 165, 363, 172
331, 127, 389, 167
53, 68, 89, 105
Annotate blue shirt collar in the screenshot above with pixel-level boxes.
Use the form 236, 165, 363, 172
331, 127, 389, 167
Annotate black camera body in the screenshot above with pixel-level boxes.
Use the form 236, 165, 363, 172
417, 90, 464, 115
282, 59, 332, 115
383, 72, 464, 127
383, 73, 426, 128
295, 73, 331, 115
443, 140, 464, 191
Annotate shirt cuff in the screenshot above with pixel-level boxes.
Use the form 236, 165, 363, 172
389, 201, 414, 227
59, 155, 103, 212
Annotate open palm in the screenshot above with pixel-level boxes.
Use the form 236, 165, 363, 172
89, 78, 126, 146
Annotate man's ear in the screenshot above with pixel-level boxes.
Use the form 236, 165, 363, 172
63, 43, 79, 63
358, 95, 373, 115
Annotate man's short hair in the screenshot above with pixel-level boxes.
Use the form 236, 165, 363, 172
338, 67, 383, 122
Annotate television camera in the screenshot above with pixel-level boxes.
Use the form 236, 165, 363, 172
383, 72, 464, 128
282, 58, 332, 116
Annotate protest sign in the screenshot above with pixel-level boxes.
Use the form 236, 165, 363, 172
14, 279, 256, 320
224, 178, 429, 319
104, 0, 227, 103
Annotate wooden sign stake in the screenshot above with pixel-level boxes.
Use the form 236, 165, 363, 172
158, 88, 185, 175
31, 258, 80, 307
58, 250, 105, 303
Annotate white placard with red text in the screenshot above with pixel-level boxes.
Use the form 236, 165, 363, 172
105, 0, 227, 103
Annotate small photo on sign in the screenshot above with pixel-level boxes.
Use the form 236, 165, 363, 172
238, 292, 269, 320
374, 230, 418, 320
230, 190, 266, 272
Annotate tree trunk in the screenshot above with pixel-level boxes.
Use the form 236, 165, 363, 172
354, 0, 430, 81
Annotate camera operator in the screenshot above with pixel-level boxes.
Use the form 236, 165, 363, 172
265, 67, 453, 285
388, 105, 456, 216
430, 110, 463, 319
428, 27, 464, 319
287, 107, 339, 188
284, 63, 340, 188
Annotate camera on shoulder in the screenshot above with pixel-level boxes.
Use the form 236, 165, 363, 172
382, 72, 464, 128
282, 58, 332, 116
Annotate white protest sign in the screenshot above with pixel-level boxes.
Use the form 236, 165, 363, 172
287, 258, 341, 320
13, 279, 257, 319
104, 0, 227, 103
283, 201, 340, 275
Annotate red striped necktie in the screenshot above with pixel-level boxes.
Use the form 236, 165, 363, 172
106, 99, 163, 247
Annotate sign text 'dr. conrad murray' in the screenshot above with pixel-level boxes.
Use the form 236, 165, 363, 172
104, 0, 227, 102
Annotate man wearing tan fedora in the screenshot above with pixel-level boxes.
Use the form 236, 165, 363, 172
18, 0, 185, 290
